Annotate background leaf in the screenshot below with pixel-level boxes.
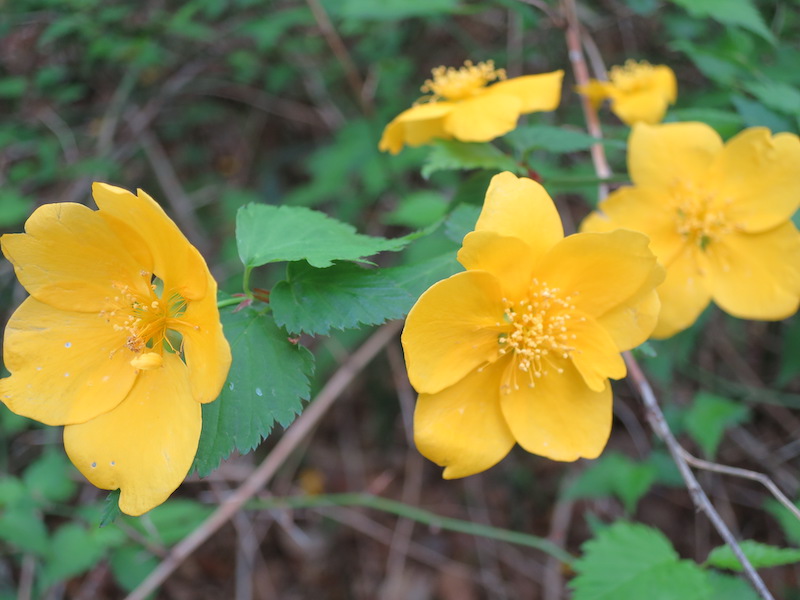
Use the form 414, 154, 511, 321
271, 261, 413, 335
571, 522, 711, 600
565, 452, 658, 513
505, 124, 623, 154
666, 0, 774, 42
706, 540, 800, 571
193, 307, 314, 476
236, 204, 409, 268
683, 392, 749, 458
421, 140, 522, 179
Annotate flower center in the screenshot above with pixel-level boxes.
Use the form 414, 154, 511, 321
672, 181, 735, 250
609, 60, 654, 93
420, 60, 506, 102
102, 271, 189, 370
497, 279, 579, 393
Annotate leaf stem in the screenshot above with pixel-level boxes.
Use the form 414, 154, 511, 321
247, 492, 575, 564
216, 297, 243, 309
242, 265, 254, 298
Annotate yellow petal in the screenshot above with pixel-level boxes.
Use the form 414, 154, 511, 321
487, 70, 564, 113
575, 80, 613, 109
63, 354, 201, 516
175, 274, 232, 404
500, 361, 612, 461
457, 231, 537, 300
628, 122, 723, 189
92, 183, 209, 301
569, 311, 627, 392
708, 128, 800, 233
653, 65, 678, 103
402, 271, 504, 395
581, 186, 685, 267
705, 223, 800, 321
474, 172, 563, 257
596, 289, 661, 351
0, 203, 153, 313
0, 297, 136, 425
612, 89, 671, 125
378, 103, 455, 153
537, 229, 664, 318
443, 93, 522, 142
651, 244, 711, 339
414, 360, 514, 479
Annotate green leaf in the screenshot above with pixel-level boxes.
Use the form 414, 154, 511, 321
327, 0, 462, 20
192, 307, 314, 476
0, 477, 26, 507
571, 522, 711, 600
383, 191, 449, 228
744, 80, 800, 117
236, 204, 409, 268
0, 77, 27, 99
22, 450, 78, 505
665, 108, 744, 138
764, 499, 800, 546
271, 261, 413, 336
443, 203, 481, 244
42, 524, 107, 586
421, 140, 523, 179
100, 489, 122, 528
732, 94, 795, 133
666, 0, 774, 43
131, 499, 214, 546
705, 571, 759, 600
683, 392, 749, 458
565, 452, 657, 513
0, 189, 32, 226
110, 546, 158, 593
0, 506, 49, 555
384, 252, 461, 302
505, 124, 622, 154
706, 540, 800, 571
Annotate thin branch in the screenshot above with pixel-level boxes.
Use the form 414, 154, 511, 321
125, 321, 403, 600
624, 352, 775, 600
678, 448, 800, 525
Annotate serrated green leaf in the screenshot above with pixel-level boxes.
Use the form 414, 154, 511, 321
271, 261, 413, 335
667, 0, 774, 42
443, 204, 481, 244
384, 252, 461, 302
684, 392, 749, 458
101, 489, 122, 528
706, 540, 800, 571
192, 308, 314, 476
22, 450, 77, 505
505, 124, 622, 154
0, 506, 49, 555
421, 140, 522, 179
571, 522, 711, 600
236, 204, 409, 268
565, 452, 657, 513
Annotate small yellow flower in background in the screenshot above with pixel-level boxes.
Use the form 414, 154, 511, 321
1, 183, 231, 516
582, 122, 800, 339
402, 172, 664, 477
577, 60, 677, 125
379, 60, 563, 154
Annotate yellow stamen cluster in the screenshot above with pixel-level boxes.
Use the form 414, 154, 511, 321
101, 271, 191, 370
421, 60, 506, 102
672, 181, 736, 250
498, 279, 579, 392
608, 59, 655, 93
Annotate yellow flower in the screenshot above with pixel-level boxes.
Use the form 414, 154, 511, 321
577, 60, 676, 125
582, 122, 800, 338
379, 60, 563, 154
0, 183, 231, 515
401, 172, 664, 477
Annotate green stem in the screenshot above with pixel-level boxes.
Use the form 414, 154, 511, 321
217, 297, 243, 309
545, 174, 630, 186
242, 265, 254, 297
247, 492, 575, 564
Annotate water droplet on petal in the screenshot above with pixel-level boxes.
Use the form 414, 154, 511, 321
64, 372, 70, 378
91, 462, 97, 468
65, 342, 72, 348
110, 461, 116, 466
255, 388, 263, 397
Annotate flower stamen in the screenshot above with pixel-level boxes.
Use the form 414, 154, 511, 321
420, 60, 506, 102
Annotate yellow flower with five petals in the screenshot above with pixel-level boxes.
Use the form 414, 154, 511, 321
0, 183, 231, 515
402, 172, 664, 477
379, 61, 563, 154
577, 60, 676, 125
582, 122, 800, 338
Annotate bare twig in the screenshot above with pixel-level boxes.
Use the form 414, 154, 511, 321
624, 352, 775, 600
560, 0, 611, 200
125, 321, 402, 600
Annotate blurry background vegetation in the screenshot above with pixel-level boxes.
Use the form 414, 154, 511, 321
2, 0, 800, 597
